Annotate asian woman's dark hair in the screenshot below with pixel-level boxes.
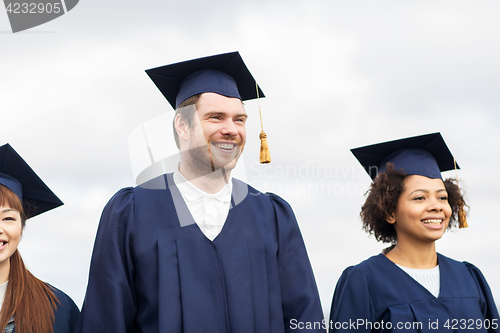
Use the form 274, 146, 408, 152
360, 164, 466, 244
0, 184, 59, 333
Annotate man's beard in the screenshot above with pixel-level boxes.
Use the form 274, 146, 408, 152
183, 141, 243, 179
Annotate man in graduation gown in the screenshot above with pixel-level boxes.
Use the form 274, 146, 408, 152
75, 52, 325, 333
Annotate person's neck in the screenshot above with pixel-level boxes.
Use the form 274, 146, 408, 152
385, 240, 438, 269
178, 162, 231, 194
0, 259, 10, 284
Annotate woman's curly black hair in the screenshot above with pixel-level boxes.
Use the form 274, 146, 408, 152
360, 164, 467, 244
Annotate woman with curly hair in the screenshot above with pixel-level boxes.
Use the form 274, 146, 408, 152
0, 144, 79, 333
329, 133, 499, 332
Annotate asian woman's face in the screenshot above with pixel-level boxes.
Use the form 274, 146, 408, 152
0, 206, 23, 268
388, 175, 452, 245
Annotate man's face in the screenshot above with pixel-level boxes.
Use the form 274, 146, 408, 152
185, 92, 247, 173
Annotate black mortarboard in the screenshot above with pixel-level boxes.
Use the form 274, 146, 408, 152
351, 132, 458, 180
145, 51, 265, 109
0, 143, 63, 218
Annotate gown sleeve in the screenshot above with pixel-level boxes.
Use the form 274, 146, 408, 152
267, 193, 326, 333
329, 266, 375, 332
74, 188, 137, 333
466, 262, 500, 333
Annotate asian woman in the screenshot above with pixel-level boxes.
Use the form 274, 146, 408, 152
0, 143, 79, 333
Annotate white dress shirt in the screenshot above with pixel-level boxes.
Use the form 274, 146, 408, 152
173, 170, 232, 241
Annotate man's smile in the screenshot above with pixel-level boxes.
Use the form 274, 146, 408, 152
211, 141, 239, 153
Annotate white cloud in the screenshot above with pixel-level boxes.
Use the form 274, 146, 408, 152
2, 0, 499, 313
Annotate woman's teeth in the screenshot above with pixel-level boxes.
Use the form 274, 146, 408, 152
422, 219, 442, 225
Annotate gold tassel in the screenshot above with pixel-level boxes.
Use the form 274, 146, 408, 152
458, 201, 468, 228
454, 158, 468, 228
259, 131, 271, 164
256, 81, 271, 164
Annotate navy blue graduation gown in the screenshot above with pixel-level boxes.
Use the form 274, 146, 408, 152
10, 286, 80, 333
75, 174, 325, 332
52, 287, 80, 333
330, 253, 499, 332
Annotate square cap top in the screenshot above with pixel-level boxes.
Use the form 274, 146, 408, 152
146, 51, 265, 109
0, 144, 63, 218
351, 132, 458, 180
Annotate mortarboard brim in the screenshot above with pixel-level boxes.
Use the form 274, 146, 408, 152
351, 132, 458, 180
0, 144, 63, 218
146, 51, 265, 109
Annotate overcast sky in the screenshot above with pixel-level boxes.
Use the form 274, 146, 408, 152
2, 0, 499, 318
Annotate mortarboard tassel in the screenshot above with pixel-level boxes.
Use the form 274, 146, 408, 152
256, 81, 271, 164
454, 158, 468, 228
259, 131, 271, 164
458, 201, 468, 228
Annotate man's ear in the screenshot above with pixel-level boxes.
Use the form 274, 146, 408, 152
174, 114, 190, 141
386, 213, 396, 224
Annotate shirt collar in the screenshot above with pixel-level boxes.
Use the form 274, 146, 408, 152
173, 169, 233, 203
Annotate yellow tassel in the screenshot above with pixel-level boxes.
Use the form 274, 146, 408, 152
458, 201, 468, 228
255, 81, 270, 164
454, 158, 468, 228
259, 131, 271, 164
